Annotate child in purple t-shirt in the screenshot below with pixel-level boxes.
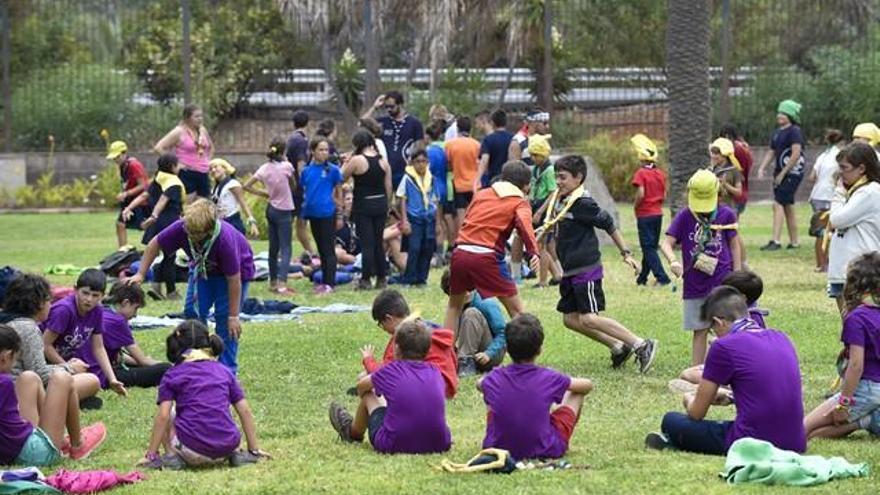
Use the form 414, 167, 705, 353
478, 314, 592, 460
804, 252, 880, 440
661, 170, 742, 366
41, 269, 128, 404
646, 286, 806, 455
329, 320, 452, 454
0, 325, 107, 465
139, 320, 268, 469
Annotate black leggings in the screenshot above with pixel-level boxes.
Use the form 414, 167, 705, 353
158, 254, 177, 294
113, 362, 172, 388
354, 211, 387, 281
310, 217, 337, 287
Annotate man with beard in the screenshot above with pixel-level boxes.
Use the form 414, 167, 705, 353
363, 91, 425, 188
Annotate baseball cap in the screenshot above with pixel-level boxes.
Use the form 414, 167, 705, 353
687, 169, 720, 213
630, 133, 658, 162
106, 141, 127, 160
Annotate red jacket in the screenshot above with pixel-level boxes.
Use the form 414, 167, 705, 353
362, 327, 459, 399
456, 181, 539, 259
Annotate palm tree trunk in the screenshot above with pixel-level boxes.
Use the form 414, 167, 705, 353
665, 0, 711, 213
497, 50, 518, 108
363, 0, 380, 107
538, 0, 553, 110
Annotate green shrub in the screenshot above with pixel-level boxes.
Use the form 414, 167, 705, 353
573, 133, 667, 201
10, 163, 121, 208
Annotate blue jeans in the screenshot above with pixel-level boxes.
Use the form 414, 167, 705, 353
636, 215, 670, 285
266, 205, 293, 283
402, 216, 435, 285
661, 411, 731, 455
184, 275, 249, 374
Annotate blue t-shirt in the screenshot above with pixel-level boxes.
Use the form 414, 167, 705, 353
378, 115, 424, 187
770, 125, 806, 176
285, 130, 309, 168
426, 142, 448, 202
300, 162, 342, 219
480, 130, 514, 186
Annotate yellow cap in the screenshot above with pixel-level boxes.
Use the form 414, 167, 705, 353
688, 169, 720, 213
106, 141, 127, 160
630, 133, 658, 162
209, 158, 236, 176
527, 134, 552, 158
852, 123, 880, 146
709, 137, 742, 171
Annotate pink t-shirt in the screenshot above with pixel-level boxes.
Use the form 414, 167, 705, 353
254, 160, 295, 211
175, 127, 212, 173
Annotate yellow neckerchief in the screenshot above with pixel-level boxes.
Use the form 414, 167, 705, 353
181, 348, 216, 363
156, 171, 187, 197
689, 209, 739, 231
541, 185, 585, 231
491, 181, 524, 199
404, 166, 433, 209
846, 176, 869, 200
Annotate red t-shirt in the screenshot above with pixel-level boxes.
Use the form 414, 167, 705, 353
121, 157, 148, 191
733, 140, 753, 204
632, 165, 666, 217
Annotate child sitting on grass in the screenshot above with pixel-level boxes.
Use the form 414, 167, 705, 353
478, 314, 592, 460
330, 320, 452, 454
0, 325, 106, 465
646, 286, 805, 455
361, 290, 457, 398
804, 252, 880, 440
539, 155, 658, 373
139, 320, 268, 470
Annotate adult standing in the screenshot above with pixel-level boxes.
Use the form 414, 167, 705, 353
154, 104, 213, 201
719, 124, 753, 214
286, 110, 317, 259
362, 91, 424, 188
445, 117, 481, 221
107, 141, 149, 248
342, 130, 392, 290
475, 109, 513, 192
826, 142, 880, 314
757, 100, 806, 251
508, 109, 550, 166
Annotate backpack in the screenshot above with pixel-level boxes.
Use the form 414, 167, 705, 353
98, 247, 141, 278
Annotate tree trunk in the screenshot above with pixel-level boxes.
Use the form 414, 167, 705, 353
181, 0, 192, 105
538, 0, 553, 110
321, 31, 355, 129
497, 50, 518, 108
363, 0, 380, 108
718, 0, 733, 126
665, 0, 711, 213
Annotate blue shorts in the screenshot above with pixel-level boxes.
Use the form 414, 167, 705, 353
832, 379, 880, 434
773, 173, 803, 206
14, 428, 61, 466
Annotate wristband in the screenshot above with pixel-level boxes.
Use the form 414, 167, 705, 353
246, 218, 256, 225
620, 249, 633, 257
838, 395, 855, 407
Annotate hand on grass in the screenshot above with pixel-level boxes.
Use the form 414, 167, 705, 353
474, 352, 490, 366
249, 448, 272, 459
360, 344, 375, 360
109, 379, 128, 397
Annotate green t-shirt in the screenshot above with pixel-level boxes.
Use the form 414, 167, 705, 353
531, 162, 556, 202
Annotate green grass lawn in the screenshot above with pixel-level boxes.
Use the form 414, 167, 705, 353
0, 203, 876, 494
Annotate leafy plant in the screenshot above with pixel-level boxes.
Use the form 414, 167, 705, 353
574, 132, 668, 201
333, 48, 365, 116
9, 162, 123, 208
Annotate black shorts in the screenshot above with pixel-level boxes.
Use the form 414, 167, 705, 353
773, 173, 803, 206
556, 278, 606, 314
117, 205, 146, 230
178, 169, 210, 198
454, 191, 473, 210
293, 184, 305, 219
367, 406, 387, 447
441, 199, 456, 216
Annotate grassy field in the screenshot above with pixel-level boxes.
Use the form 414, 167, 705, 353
0, 203, 876, 494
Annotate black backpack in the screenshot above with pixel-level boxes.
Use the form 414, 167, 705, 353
98, 248, 141, 278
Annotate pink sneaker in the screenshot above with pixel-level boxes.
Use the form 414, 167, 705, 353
313, 284, 334, 295
69, 422, 107, 461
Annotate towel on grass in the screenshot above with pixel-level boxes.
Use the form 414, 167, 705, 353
722, 438, 869, 486
46, 469, 145, 494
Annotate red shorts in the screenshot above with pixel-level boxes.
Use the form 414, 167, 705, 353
449, 249, 517, 298
550, 406, 577, 444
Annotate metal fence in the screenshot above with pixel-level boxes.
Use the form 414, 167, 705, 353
2, 0, 878, 152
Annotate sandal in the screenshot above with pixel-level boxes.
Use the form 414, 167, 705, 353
273, 286, 296, 297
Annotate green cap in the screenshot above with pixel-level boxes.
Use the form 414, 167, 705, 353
777, 99, 802, 123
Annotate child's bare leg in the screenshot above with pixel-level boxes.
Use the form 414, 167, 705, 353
539, 246, 551, 285
498, 294, 525, 320
39, 371, 76, 449
691, 329, 709, 366
14, 371, 44, 424
510, 238, 523, 279
547, 239, 562, 280
562, 313, 620, 349
73, 373, 100, 400
784, 204, 799, 246
351, 392, 386, 442
556, 390, 586, 420
579, 313, 641, 347
116, 221, 127, 248
444, 292, 468, 336
63, 375, 82, 447
680, 365, 703, 384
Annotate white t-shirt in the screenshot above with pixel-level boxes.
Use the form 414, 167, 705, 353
827, 181, 880, 283
809, 145, 840, 202
374, 138, 388, 161
213, 178, 242, 218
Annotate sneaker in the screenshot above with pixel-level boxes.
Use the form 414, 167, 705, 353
634, 339, 658, 374
69, 422, 107, 460
313, 284, 334, 295
457, 356, 477, 377
786, 243, 801, 250
328, 402, 358, 443
374, 278, 388, 290
160, 452, 186, 470
229, 450, 260, 468
165, 291, 182, 301
300, 252, 313, 266
610, 345, 633, 369
667, 378, 698, 395
759, 241, 781, 251
146, 283, 164, 301
549, 278, 561, 286
79, 395, 103, 411
644, 432, 670, 451
355, 279, 372, 291
345, 386, 358, 396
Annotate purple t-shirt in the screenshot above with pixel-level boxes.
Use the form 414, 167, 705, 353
371, 360, 451, 454
702, 326, 806, 453
41, 294, 103, 361
77, 308, 136, 388
666, 206, 737, 299
481, 363, 572, 459
749, 303, 768, 329
157, 360, 245, 459
157, 220, 254, 281
0, 374, 34, 465
841, 305, 880, 383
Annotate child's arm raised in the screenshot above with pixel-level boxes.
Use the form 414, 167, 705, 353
234, 399, 270, 458
684, 379, 719, 420
569, 377, 594, 395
